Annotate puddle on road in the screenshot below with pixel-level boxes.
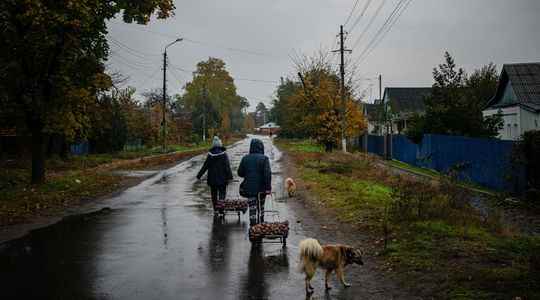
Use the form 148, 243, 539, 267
112, 170, 159, 178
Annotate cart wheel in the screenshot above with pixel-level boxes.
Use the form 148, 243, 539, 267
249, 237, 262, 244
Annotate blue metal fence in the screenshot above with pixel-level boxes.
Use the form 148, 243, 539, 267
366, 134, 524, 192
367, 135, 385, 156
70, 142, 89, 156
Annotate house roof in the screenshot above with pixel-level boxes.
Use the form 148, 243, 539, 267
259, 122, 279, 129
383, 87, 432, 114
362, 103, 384, 121
485, 62, 540, 112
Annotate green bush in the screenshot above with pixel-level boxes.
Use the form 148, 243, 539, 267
514, 130, 540, 194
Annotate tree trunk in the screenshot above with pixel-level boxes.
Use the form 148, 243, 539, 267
31, 125, 45, 184
324, 142, 334, 152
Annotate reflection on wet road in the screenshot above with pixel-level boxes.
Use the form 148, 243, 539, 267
0, 136, 410, 300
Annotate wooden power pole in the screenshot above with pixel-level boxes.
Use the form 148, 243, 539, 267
162, 50, 167, 152
333, 25, 352, 153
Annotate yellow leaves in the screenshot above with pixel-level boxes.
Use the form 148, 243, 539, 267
287, 68, 366, 145
221, 111, 231, 133
93, 73, 113, 90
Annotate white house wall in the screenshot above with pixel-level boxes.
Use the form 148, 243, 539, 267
483, 106, 520, 140
520, 107, 540, 135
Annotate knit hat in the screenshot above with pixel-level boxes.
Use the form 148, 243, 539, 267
212, 136, 222, 147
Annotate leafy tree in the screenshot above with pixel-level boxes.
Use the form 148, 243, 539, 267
513, 130, 540, 194
141, 89, 178, 146
243, 113, 256, 132
254, 102, 269, 127
88, 92, 127, 153
269, 53, 366, 149
0, 0, 174, 183
221, 111, 231, 135
292, 70, 365, 151
406, 52, 502, 142
270, 78, 303, 138
181, 57, 245, 137
227, 96, 248, 133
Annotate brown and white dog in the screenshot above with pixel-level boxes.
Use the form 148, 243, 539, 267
285, 177, 297, 197
298, 238, 364, 295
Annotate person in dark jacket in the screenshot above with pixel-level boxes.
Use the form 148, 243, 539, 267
238, 138, 271, 225
197, 136, 233, 214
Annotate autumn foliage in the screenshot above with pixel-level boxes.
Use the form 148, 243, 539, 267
272, 54, 366, 151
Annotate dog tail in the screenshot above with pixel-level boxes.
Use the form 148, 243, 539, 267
298, 238, 323, 272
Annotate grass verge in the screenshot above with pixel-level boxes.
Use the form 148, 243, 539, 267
386, 159, 496, 196
279, 139, 540, 299
0, 140, 234, 227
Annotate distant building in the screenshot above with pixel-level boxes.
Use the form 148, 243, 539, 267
383, 87, 432, 134
483, 63, 540, 140
362, 100, 384, 135
256, 122, 280, 135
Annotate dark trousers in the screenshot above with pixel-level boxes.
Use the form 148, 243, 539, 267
248, 195, 266, 226
210, 185, 227, 211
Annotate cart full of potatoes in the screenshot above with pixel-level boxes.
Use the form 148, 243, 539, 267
248, 192, 289, 246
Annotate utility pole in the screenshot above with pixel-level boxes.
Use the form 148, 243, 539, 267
202, 84, 207, 142
161, 38, 183, 152
380, 73, 390, 160
333, 25, 352, 153
162, 50, 167, 152
379, 74, 382, 101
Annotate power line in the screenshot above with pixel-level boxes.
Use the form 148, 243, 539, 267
109, 21, 286, 59
109, 45, 161, 67
344, 0, 361, 26
108, 51, 157, 71
169, 64, 278, 85
127, 66, 161, 92
352, 0, 411, 66
356, 0, 413, 66
167, 68, 187, 90
348, 0, 373, 33
235, 78, 279, 84
111, 50, 157, 69
182, 38, 281, 59
167, 69, 184, 90
108, 36, 161, 58
350, 0, 387, 50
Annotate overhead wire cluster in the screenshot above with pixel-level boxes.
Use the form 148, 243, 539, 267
343, 0, 414, 67
106, 30, 280, 103
336, 0, 413, 99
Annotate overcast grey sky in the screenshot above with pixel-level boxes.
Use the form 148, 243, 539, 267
106, 0, 540, 111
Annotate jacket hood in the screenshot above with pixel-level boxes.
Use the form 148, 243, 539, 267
208, 146, 226, 157
249, 139, 264, 154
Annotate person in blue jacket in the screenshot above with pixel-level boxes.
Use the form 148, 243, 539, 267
238, 138, 272, 225
197, 136, 233, 214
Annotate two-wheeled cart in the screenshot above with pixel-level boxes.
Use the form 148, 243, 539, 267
215, 180, 248, 219
248, 192, 289, 247
219, 198, 248, 218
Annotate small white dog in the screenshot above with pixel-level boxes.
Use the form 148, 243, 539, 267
285, 177, 297, 197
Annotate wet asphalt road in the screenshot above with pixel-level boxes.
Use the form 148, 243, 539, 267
0, 136, 411, 300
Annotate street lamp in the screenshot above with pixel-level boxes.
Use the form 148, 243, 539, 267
162, 37, 183, 152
